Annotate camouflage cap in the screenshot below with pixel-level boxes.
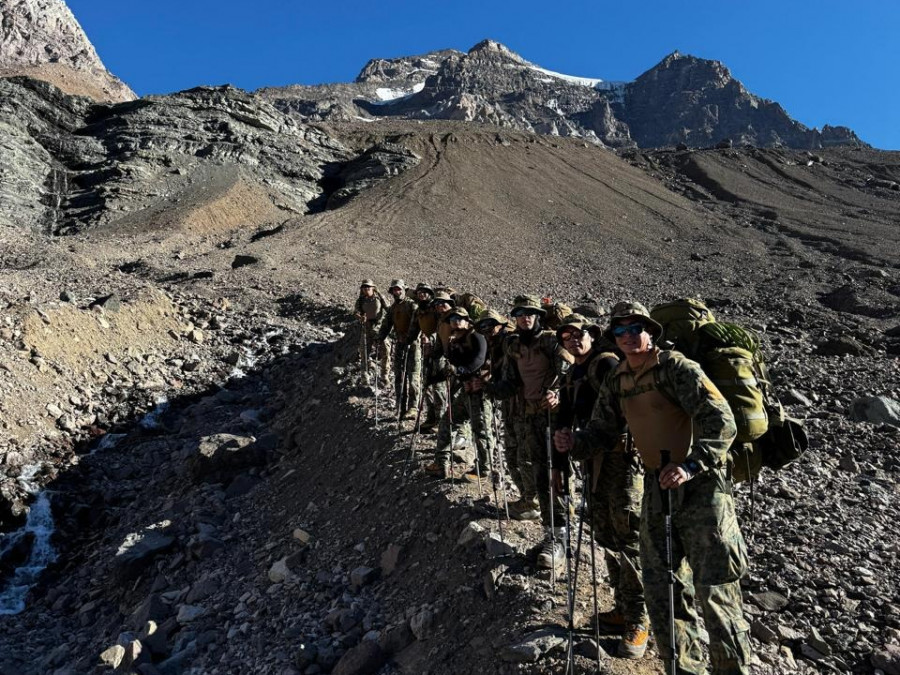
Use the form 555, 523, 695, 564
555, 313, 597, 341
604, 300, 663, 341
510, 294, 546, 317
443, 307, 471, 323
360, 279, 376, 288
388, 279, 406, 290
475, 309, 509, 332
415, 283, 435, 296
430, 291, 456, 308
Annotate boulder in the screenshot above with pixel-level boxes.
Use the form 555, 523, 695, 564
331, 640, 386, 675
849, 396, 900, 426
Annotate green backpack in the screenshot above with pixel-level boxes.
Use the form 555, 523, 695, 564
650, 299, 805, 483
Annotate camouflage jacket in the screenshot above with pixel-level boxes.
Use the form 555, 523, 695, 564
378, 296, 417, 343
571, 348, 736, 472
487, 329, 571, 402
354, 293, 386, 326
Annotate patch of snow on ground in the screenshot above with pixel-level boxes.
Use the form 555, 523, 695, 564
373, 82, 425, 104
531, 66, 606, 88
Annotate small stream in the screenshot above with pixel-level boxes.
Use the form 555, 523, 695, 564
0, 465, 57, 615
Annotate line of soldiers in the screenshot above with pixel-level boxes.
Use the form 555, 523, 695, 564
353, 280, 751, 675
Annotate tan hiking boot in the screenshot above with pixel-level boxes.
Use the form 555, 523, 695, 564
618, 624, 650, 659
462, 469, 482, 483
596, 609, 627, 631
403, 408, 418, 420
536, 528, 566, 569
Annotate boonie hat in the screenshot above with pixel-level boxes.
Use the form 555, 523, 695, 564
510, 295, 546, 318
603, 301, 663, 341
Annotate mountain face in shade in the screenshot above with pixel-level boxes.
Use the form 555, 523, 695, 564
618, 51, 861, 149
0, 0, 135, 102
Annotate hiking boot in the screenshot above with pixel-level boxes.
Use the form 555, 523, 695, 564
403, 408, 418, 420
462, 468, 482, 483
618, 624, 650, 659
452, 434, 469, 451
596, 609, 627, 631
536, 529, 566, 570
508, 497, 540, 521
423, 462, 449, 478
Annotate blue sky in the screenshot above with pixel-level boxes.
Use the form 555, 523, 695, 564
68, 0, 899, 149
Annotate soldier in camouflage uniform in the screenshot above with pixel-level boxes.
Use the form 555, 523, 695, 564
476, 310, 520, 497
409, 283, 442, 430
353, 280, 388, 383
556, 302, 750, 674
483, 295, 573, 569
554, 315, 649, 659
428, 307, 495, 481
378, 279, 421, 418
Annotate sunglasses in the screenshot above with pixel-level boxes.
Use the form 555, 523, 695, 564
560, 330, 584, 342
612, 323, 645, 338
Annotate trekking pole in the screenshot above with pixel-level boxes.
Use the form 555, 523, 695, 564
373, 342, 380, 428
464, 392, 484, 500
490, 403, 510, 520
585, 462, 601, 672
562, 472, 576, 675
661, 449, 677, 675
360, 321, 368, 379
397, 344, 408, 435
546, 407, 556, 587
445, 380, 455, 482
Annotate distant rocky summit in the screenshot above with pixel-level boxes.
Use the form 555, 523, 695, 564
262, 40, 866, 150
0, 0, 134, 102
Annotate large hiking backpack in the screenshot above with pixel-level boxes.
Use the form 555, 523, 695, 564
541, 298, 574, 330
650, 299, 806, 483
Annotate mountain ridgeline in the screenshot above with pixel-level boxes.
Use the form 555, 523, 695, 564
260, 40, 865, 150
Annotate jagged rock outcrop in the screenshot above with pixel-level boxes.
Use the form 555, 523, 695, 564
0, 78, 354, 234
356, 40, 633, 147
618, 51, 864, 149
257, 49, 459, 123
0, 0, 135, 102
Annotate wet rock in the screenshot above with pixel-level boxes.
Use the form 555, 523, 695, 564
331, 640, 386, 675
849, 396, 900, 426
501, 628, 566, 662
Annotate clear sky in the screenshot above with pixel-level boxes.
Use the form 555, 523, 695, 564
67, 0, 899, 149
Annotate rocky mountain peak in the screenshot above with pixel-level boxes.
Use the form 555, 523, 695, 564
466, 39, 526, 63
355, 48, 460, 86
0, 0, 135, 102
639, 50, 735, 91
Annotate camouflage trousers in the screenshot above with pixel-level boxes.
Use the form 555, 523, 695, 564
640, 469, 751, 675
511, 406, 571, 527
587, 451, 647, 626
392, 342, 421, 413
435, 385, 493, 469
358, 323, 389, 382
498, 398, 526, 497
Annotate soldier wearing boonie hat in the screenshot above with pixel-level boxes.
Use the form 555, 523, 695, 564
378, 279, 420, 419
354, 279, 388, 382
484, 295, 573, 571
555, 314, 649, 658
556, 300, 750, 674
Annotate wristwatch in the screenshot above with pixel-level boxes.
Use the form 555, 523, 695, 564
683, 458, 703, 477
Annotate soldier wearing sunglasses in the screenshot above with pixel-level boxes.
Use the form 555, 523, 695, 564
555, 301, 750, 675
555, 315, 650, 659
